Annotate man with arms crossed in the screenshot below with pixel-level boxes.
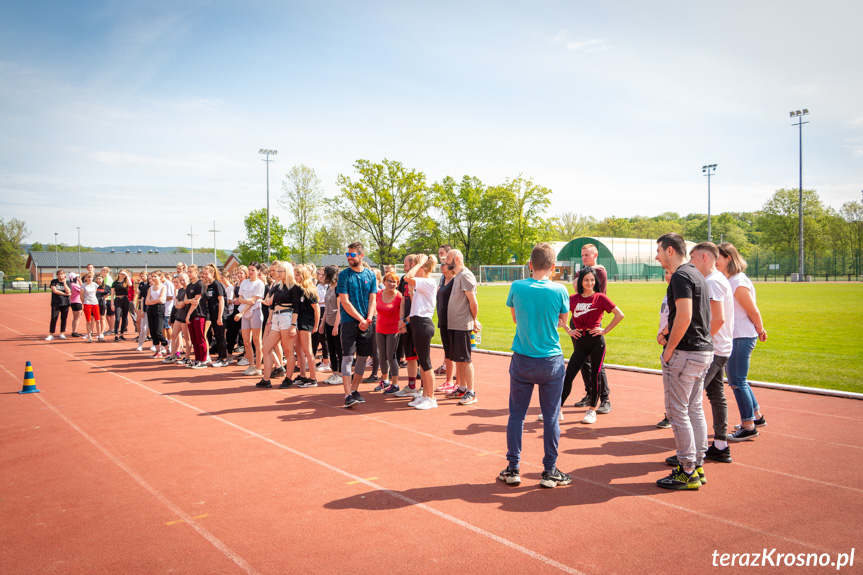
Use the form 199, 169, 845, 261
444, 249, 481, 405
499, 243, 572, 489
337, 242, 378, 408
572, 244, 612, 414
655, 233, 713, 490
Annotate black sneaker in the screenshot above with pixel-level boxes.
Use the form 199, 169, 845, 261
573, 394, 590, 408
271, 366, 286, 379
362, 375, 380, 383
345, 394, 360, 408
114, 336, 120, 342
256, 379, 272, 389
278, 378, 295, 389
665, 454, 680, 466
352, 390, 366, 404
705, 444, 732, 463
398, 360, 407, 368
734, 416, 767, 430
119, 334, 127, 341
296, 378, 318, 388
497, 467, 521, 485
656, 465, 701, 490
540, 468, 572, 488
728, 427, 759, 442
596, 400, 612, 414
657, 416, 672, 429
71, 332, 81, 338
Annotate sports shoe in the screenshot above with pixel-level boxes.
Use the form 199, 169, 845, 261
445, 387, 467, 400
278, 378, 295, 389
324, 374, 343, 385
436, 381, 456, 393
162, 356, 176, 364
352, 391, 366, 404
71, 332, 81, 338
345, 394, 360, 408
114, 335, 120, 342
373, 380, 388, 392
243, 366, 260, 376
296, 378, 318, 388
596, 400, 612, 414
211, 360, 228, 368
734, 416, 767, 430
136, 346, 143, 352
104, 330, 113, 336
728, 427, 759, 442
704, 444, 733, 463
59, 334, 67, 340
363, 375, 380, 384
434, 364, 447, 375
573, 394, 590, 407
318, 364, 332, 373
98, 334, 105, 342
657, 416, 672, 429
498, 467, 521, 485
237, 357, 250, 366
582, 409, 597, 424
695, 465, 706, 485
415, 396, 438, 410
398, 360, 407, 368
256, 379, 272, 389
190, 361, 208, 369
408, 394, 426, 407
383, 383, 400, 395
150, 346, 157, 352
394, 386, 419, 398
271, 366, 286, 379
656, 465, 701, 490
45, 335, 54, 341
458, 391, 477, 405
540, 468, 572, 488
152, 351, 164, 359
177, 358, 190, 366
118, 334, 126, 341
537, 409, 563, 422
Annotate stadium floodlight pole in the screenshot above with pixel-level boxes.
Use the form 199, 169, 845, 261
76, 226, 81, 275
207, 220, 220, 265
54, 232, 59, 274
259, 149, 277, 261
702, 164, 717, 242
790, 109, 809, 280
187, 226, 198, 267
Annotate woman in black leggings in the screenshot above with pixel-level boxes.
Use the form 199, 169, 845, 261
561, 267, 624, 425
112, 270, 132, 340
402, 253, 438, 410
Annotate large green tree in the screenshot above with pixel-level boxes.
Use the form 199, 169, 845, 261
758, 188, 826, 254
280, 164, 323, 264
0, 218, 30, 275
434, 175, 500, 267
547, 212, 597, 242
499, 176, 552, 264
236, 209, 290, 264
330, 159, 428, 263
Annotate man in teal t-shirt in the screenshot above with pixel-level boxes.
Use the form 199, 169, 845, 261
499, 243, 572, 489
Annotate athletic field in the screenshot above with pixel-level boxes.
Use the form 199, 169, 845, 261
454, 282, 863, 393
2, 292, 862, 574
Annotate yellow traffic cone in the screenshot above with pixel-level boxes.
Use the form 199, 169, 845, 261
18, 361, 40, 394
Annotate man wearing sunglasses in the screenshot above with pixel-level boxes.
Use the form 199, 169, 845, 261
337, 242, 378, 407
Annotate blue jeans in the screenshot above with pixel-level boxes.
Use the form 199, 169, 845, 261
506, 353, 565, 472
726, 337, 760, 422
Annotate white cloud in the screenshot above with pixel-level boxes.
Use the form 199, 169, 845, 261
566, 39, 605, 50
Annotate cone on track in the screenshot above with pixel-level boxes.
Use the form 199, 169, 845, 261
18, 361, 40, 394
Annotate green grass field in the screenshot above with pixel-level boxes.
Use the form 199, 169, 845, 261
435, 282, 863, 393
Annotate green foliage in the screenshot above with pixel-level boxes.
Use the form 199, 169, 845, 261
236, 208, 290, 264
547, 212, 597, 242
434, 175, 501, 267
502, 176, 552, 264
331, 159, 428, 264
280, 164, 323, 264
1, 218, 30, 275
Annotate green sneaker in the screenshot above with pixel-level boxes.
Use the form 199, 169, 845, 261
695, 465, 706, 485
656, 465, 701, 490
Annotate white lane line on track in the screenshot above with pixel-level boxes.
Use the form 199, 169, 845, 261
0, 361, 261, 575
0, 320, 845, 556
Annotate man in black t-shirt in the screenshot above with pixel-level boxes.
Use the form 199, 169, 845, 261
654, 233, 713, 491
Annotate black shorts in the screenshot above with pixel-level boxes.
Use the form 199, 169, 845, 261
401, 322, 417, 360
169, 308, 177, 324
340, 321, 374, 357
297, 313, 315, 332
449, 329, 472, 363
98, 301, 107, 316
71, 303, 83, 312
439, 326, 452, 360
105, 301, 114, 315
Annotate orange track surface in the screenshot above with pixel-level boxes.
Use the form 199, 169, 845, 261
2, 294, 861, 574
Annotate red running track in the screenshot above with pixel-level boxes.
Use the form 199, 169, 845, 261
1, 293, 861, 574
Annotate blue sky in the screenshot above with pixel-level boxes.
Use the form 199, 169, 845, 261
1, 0, 861, 250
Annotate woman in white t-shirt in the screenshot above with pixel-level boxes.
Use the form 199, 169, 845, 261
401, 253, 439, 410
144, 272, 169, 357
235, 264, 266, 376
717, 243, 768, 442
80, 272, 103, 342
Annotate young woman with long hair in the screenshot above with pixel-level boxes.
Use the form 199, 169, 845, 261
145, 272, 169, 357
313, 267, 331, 372
236, 263, 265, 376
403, 254, 439, 410
111, 270, 132, 341
320, 265, 343, 386
374, 271, 403, 394
184, 265, 210, 368
201, 264, 229, 367
46, 269, 71, 341
80, 272, 104, 342
255, 261, 298, 389
135, 271, 151, 352
69, 272, 84, 338
170, 273, 194, 365
717, 242, 768, 441
562, 267, 624, 424
292, 265, 320, 388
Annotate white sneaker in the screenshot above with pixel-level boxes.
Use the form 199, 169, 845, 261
243, 366, 260, 376
537, 409, 562, 422
318, 364, 332, 373
324, 374, 343, 385
412, 387, 424, 397
98, 335, 105, 342
136, 346, 143, 352
45, 335, 54, 341
366, 358, 374, 367
408, 395, 427, 407
59, 334, 66, 339
237, 357, 249, 366
150, 346, 157, 352
394, 386, 419, 398
582, 409, 597, 424
211, 360, 227, 368
415, 396, 438, 410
